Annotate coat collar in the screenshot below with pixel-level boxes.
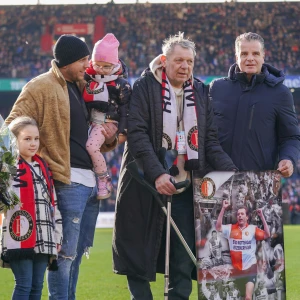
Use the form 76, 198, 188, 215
50, 59, 67, 87
228, 63, 285, 88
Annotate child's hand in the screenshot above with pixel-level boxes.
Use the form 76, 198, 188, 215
57, 244, 62, 253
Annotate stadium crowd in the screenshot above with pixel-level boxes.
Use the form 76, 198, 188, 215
0, 2, 300, 221
282, 177, 300, 224
0, 2, 299, 78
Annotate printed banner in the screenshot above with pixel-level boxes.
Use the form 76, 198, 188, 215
193, 170, 285, 300
54, 24, 94, 35
0, 79, 28, 91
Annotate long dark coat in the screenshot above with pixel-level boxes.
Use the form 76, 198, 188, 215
112, 70, 236, 281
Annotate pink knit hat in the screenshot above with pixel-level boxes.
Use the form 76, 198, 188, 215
92, 33, 120, 65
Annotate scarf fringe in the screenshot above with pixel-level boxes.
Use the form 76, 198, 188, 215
3, 248, 35, 262
184, 159, 199, 171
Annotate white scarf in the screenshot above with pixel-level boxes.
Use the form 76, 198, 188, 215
161, 68, 199, 172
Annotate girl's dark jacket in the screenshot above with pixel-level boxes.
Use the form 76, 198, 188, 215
210, 63, 300, 171
112, 69, 236, 281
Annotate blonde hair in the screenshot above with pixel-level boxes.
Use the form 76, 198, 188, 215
8, 116, 38, 138
162, 32, 196, 57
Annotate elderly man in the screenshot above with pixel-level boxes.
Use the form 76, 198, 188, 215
6, 35, 118, 300
210, 32, 300, 177
113, 32, 236, 300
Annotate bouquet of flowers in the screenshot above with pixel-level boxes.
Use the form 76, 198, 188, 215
0, 115, 19, 212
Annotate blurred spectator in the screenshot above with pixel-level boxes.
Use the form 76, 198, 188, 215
289, 202, 300, 224
100, 143, 124, 212
282, 177, 300, 224
0, 2, 300, 78
1, 2, 300, 214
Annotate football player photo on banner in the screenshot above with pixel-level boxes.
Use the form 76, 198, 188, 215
193, 170, 285, 300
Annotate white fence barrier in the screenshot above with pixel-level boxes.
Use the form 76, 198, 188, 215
96, 212, 115, 228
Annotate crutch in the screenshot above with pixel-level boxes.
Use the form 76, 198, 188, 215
126, 159, 196, 265
157, 147, 187, 300
127, 149, 197, 300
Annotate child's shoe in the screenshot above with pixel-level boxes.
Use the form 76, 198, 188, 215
97, 175, 112, 200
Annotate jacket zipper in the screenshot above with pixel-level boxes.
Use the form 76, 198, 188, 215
249, 105, 255, 129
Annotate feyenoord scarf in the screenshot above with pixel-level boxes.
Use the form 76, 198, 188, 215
161, 68, 199, 174
4, 155, 54, 259
83, 62, 120, 103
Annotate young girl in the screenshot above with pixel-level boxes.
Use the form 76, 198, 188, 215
1, 116, 62, 299
83, 33, 131, 200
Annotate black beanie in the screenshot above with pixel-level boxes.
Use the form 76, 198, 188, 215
53, 35, 90, 68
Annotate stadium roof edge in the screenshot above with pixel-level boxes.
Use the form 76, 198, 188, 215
1, 0, 300, 5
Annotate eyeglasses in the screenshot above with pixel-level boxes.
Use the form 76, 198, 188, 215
92, 64, 114, 72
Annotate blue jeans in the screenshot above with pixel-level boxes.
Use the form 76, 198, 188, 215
127, 187, 195, 300
47, 181, 99, 300
10, 253, 49, 300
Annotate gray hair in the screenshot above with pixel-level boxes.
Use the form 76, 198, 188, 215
8, 116, 38, 138
162, 32, 196, 57
235, 32, 265, 54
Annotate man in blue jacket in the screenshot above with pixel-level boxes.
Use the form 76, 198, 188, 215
210, 32, 300, 177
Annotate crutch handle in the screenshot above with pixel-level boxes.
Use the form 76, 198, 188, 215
170, 178, 190, 190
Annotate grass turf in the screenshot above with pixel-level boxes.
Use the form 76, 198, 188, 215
0, 226, 299, 299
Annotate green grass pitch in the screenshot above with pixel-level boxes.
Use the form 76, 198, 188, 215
0, 226, 299, 299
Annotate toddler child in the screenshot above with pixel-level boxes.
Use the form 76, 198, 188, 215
83, 33, 131, 200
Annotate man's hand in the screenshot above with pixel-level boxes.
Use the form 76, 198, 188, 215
57, 244, 62, 253
118, 133, 127, 144
155, 173, 177, 196
222, 200, 230, 209
277, 159, 293, 178
101, 123, 118, 144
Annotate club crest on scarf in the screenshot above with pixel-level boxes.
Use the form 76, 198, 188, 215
9, 210, 34, 242
187, 126, 198, 151
162, 133, 172, 150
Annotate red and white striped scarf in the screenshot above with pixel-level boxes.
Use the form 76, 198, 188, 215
3, 155, 54, 259
161, 68, 199, 173
83, 61, 120, 103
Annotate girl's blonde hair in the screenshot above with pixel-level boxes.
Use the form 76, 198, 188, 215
8, 116, 38, 138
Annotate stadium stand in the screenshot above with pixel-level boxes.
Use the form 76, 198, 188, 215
0, 2, 300, 218
0, 2, 299, 78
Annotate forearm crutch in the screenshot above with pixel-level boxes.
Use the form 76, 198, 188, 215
163, 178, 192, 299
126, 159, 196, 266
126, 149, 196, 300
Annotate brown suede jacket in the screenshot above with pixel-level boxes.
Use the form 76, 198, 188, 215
5, 60, 117, 184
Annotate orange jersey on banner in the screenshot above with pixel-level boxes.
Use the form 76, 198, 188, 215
221, 223, 264, 270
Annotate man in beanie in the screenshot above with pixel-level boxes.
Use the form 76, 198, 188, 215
6, 34, 118, 300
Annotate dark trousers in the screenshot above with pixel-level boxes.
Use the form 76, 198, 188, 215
127, 186, 195, 300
